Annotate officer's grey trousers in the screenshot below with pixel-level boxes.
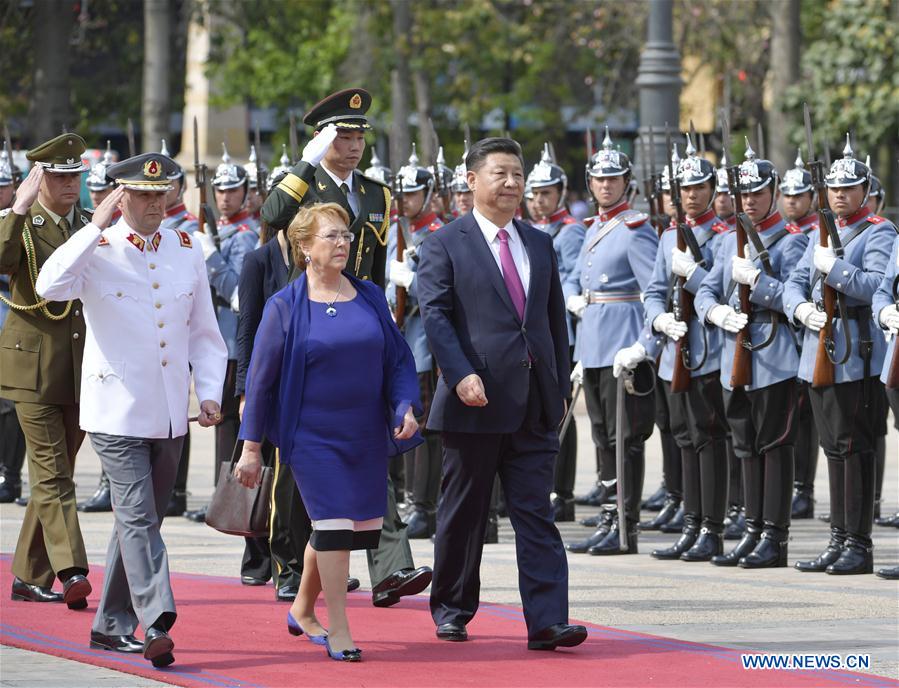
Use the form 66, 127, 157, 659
366, 475, 415, 585
89, 432, 183, 635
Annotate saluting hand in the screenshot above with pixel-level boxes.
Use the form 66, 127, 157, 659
456, 373, 488, 407
92, 186, 126, 229
394, 407, 418, 440
11, 164, 44, 215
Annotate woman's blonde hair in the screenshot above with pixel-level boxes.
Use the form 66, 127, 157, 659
286, 202, 351, 270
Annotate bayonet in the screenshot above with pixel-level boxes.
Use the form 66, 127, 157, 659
127, 118, 136, 157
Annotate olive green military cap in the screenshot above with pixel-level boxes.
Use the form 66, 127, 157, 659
303, 88, 372, 131
26, 133, 89, 173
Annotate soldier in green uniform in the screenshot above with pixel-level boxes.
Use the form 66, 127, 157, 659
262, 88, 391, 286
0, 134, 93, 609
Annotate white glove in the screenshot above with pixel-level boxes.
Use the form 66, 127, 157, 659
301, 124, 338, 166
653, 312, 689, 341
194, 230, 217, 260
794, 302, 827, 332
671, 248, 699, 279
707, 304, 748, 333
566, 294, 587, 318
570, 360, 584, 385
613, 343, 647, 378
879, 304, 899, 335
229, 286, 240, 312
389, 259, 414, 289
403, 246, 418, 263
731, 250, 760, 287
813, 241, 837, 274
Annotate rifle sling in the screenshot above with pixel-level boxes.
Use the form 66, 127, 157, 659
724, 227, 789, 303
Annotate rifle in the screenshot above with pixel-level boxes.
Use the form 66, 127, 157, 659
804, 103, 850, 387
886, 275, 899, 388
639, 133, 662, 237
127, 118, 136, 157
193, 116, 219, 244
391, 173, 410, 329
756, 122, 765, 159
647, 125, 667, 236
666, 126, 699, 393
254, 123, 268, 202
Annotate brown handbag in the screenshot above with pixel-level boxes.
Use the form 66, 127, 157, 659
205, 442, 273, 538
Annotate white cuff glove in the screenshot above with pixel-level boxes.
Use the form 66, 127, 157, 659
731, 251, 760, 287
813, 241, 837, 274
708, 304, 748, 333
613, 343, 647, 378
570, 360, 584, 385
671, 247, 699, 280
566, 294, 587, 318
229, 286, 240, 313
794, 302, 827, 332
879, 304, 899, 335
194, 230, 217, 260
389, 259, 414, 290
301, 124, 338, 166
653, 312, 689, 341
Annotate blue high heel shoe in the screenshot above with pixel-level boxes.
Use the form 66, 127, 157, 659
286, 611, 328, 646
325, 637, 362, 662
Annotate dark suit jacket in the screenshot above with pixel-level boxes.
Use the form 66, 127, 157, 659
236, 236, 290, 396
417, 212, 570, 434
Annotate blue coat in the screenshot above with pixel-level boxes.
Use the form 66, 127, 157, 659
537, 209, 586, 344
563, 202, 656, 368
783, 209, 895, 383
642, 209, 730, 381
385, 212, 443, 373
238, 272, 423, 463
695, 213, 808, 391
417, 212, 570, 434
871, 234, 899, 385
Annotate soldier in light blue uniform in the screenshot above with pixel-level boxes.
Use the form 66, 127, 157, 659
786, 136, 895, 576
525, 143, 585, 523
563, 128, 657, 555
187, 145, 260, 527
631, 137, 732, 563
386, 148, 443, 540
695, 149, 808, 568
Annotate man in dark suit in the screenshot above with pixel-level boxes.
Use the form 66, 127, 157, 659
418, 137, 587, 651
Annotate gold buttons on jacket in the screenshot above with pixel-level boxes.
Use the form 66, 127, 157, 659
152, 282, 159, 289
149, 263, 156, 270
155, 302, 162, 309
158, 322, 164, 328
161, 360, 168, 367
160, 341, 166, 348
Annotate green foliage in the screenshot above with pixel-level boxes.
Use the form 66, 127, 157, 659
785, 0, 898, 157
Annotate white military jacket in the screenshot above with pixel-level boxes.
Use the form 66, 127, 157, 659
36, 219, 227, 438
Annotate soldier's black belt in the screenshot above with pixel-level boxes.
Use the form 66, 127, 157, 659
834, 305, 872, 320
746, 311, 787, 325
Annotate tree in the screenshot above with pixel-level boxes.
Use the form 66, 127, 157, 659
768, 0, 801, 176
30, 0, 74, 141
142, 0, 172, 151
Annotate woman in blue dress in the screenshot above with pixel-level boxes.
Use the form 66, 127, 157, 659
235, 203, 422, 662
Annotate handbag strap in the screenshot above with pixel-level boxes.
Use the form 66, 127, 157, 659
229, 439, 244, 470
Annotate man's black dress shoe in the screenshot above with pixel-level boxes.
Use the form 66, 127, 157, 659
372, 566, 433, 608
144, 627, 175, 667
165, 492, 187, 518
659, 505, 686, 533
276, 584, 298, 602
184, 505, 207, 523
11, 577, 63, 603
240, 575, 268, 586
791, 489, 814, 519
552, 496, 575, 522
641, 484, 667, 512
14, 496, 29, 507
876, 565, 899, 580
639, 497, 680, 531
90, 631, 143, 653
484, 515, 499, 544
404, 509, 435, 539
0, 474, 22, 503
436, 622, 468, 641
77, 479, 112, 513
347, 576, 361, 592
527, 623, 588, 651
63, 574, 91, 610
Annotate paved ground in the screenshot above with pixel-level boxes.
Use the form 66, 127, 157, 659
1, 396, 897, 686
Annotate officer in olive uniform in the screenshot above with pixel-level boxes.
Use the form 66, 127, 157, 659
261, 88, 391, 286
0, 133, 92, 609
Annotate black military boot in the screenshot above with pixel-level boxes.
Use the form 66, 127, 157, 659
796, 457, 846, 572
712, 524, 761, 567
567, 511, 613, 553
827, 453, 874, 575
588, 517, 638, 555
680, 527, 724, 562
641, 483, 667, 512
723, 506, 746, 540
640, 496, 681, 531
0, 472, 22, 503
552, 496, 575, 522
77, 472, 112, 512
659, 504, 685, 533
826, 536, 873, 575
651, 523, 699, 560
575, 481, 603, 507
795, 528, 846, 572
405, 509, 434, 539
791, 486, 815, 519
742, 446, 792, 568
184, 505, 208, 523
740, 530, 788, 568
165, 491, 187, 518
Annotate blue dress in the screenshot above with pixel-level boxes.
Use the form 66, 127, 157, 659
293, 297, 387, 521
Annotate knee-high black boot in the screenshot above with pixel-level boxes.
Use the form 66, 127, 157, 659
681, 439, 727, 562
589, 444, 644, 555
792, 384, 818, 518
796, 457, 846, 572
827, 453, 874, 575
741, 447, 792, 568
652, 448, 700, 559
713, 455, 763, 567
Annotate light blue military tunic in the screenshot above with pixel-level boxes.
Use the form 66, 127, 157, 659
783, 208, 895, 383
160, 202, 199, 235
695, 212, 808, 391
642, 208, 730, 381
565, 200, 657, 368
206, 209, 260, 359
536, 208, 586, 344
873, 233, 899, 385
385, 211, 443, 373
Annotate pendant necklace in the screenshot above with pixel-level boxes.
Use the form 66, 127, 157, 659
325, 277, 343, 317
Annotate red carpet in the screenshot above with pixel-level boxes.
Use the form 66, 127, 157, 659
1, 555, 895, 688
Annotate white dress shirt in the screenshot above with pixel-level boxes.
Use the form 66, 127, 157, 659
36, 219, 227, 438
321, 162, 359, 216
472, 207, 531, 295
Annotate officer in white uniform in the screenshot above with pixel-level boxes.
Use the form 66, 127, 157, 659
35, 152, 227, 668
